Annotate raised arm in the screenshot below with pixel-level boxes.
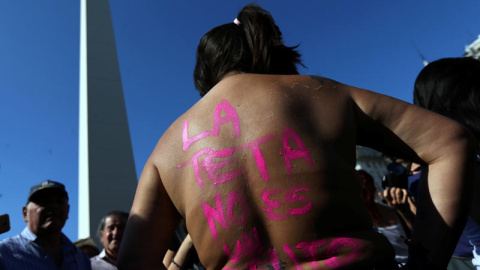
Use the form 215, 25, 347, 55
118, 159, 181, 270
379, 187, 417, 231
349, 86, 477, 269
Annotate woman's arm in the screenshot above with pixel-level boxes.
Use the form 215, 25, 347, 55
350, 85, 478, 269
118, 160, 181, 270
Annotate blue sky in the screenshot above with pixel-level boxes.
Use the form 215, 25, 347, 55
1, 0, 479, 242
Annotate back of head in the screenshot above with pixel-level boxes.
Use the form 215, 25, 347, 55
193, 3, 303, 97
413, 57, 480, 143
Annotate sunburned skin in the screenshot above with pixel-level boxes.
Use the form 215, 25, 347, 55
178, 98, 365, 269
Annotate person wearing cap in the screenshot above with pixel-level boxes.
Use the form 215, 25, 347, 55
0, 180, 92, 270
91, 211, 128, 270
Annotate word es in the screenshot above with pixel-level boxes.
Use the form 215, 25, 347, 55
202, 188, 312, 240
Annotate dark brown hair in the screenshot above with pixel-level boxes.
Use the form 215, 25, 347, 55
193, 3, 304, 97
97, 210, 129, 236
414, 57, 480, 143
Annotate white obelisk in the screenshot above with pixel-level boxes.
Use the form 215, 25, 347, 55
78, 0, 137, 245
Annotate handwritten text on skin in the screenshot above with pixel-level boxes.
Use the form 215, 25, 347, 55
177, 99, 361, 268
222, 227, 362, 270
178, 99, 312, 186
202, 187, 312, 239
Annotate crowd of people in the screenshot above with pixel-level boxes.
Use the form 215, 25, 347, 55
1, 3, 479, 270
0, 180, 203, 270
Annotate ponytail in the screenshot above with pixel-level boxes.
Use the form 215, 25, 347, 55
194, 3, 303, 97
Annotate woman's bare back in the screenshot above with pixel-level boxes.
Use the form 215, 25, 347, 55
155, 74, 395, 269
119, 72, 476, 270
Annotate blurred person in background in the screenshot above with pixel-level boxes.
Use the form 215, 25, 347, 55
358, 169, 411, 266
163, 220, 205, 270
0, 180, 91, 269
91, 210, 128, 270
413, 57, 480, 270
74, 237, 100, 258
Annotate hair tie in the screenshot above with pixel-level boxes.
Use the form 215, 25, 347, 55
233, 18, 241, 25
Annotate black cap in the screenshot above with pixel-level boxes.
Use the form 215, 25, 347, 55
27, 180, 68, 204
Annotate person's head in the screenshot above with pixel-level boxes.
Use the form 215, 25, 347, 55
413, 57, 480, 145
193, 3, 304, 97
22, 180, 70, 236
97, 210, 128, 260
74, 237, 100, 258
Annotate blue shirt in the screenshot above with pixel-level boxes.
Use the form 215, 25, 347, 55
0, 227, 92, 270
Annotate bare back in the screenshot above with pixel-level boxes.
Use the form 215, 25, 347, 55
120, 73, 476, 270
154, 74, 394, 269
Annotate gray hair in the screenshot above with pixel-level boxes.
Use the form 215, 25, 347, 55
96, 210, 129, 238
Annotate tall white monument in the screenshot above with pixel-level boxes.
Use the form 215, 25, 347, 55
464, 34, 480, 60
78, 0, 138, 244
